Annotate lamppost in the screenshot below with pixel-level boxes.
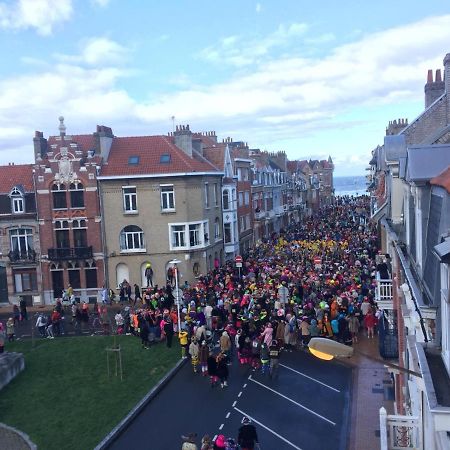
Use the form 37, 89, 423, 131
308, 337, 422, 378
169, 259, 182, 333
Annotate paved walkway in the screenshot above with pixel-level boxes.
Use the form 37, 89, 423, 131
0, 423, 36, 450
346, 333, 395, 450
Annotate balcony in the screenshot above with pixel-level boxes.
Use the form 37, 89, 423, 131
48, 246, 93, 260
376, 275, 393, 310
379, 407, 421, 450
8, 249, 37, 264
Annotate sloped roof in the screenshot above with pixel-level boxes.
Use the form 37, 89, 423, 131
406, 145, 450, 182
431, 165, 450, 193
202, 144, 227, 171
100, 135, 221, 177
0, 164, 34, 193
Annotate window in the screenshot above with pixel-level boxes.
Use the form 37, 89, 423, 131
52, 183, 67, 209
244, 191, 250, 205
69, 182, 84, 208
213, 183, 218, 206
214, 217, 221, 239
68, 262, 81, 289
14, 270, 38, 292
223, 190, 230, 210
171, 225, 186, 249
10, 187, 24, 213
160, 185, 175, 211
85, 261, 97, 289
189, 223, 201, 247
243, 169, 249, 181
123, 187, 137, 213
237, 168, 242, 181
160, 154, 171, 164
240, 216, 245, 232
224, 223, 232, 243
204, 183, 209, 208
10, 228, 33, 255
128, 156, 140, 165
73, 228, 87, 248
246, 215, 250, 230
238, 192, 244, 207
120, 225, 145, 251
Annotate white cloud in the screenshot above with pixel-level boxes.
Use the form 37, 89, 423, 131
198, 22, 308, 66
0, 15, 449, 174
0, 0, 73, 35
91, 0, 110, 7
54, 37, 129, 66
256, 3, 261, 13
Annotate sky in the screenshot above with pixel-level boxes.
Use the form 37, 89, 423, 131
0, 1, 450, 176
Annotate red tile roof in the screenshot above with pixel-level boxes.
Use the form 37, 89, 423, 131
431, 165, 450, 193
203, 144, 226, 171
0, 164, 34, 193
100, 135, 221, 177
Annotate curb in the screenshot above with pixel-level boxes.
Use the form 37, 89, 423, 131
0, 422, 37, 450
94, 357, 187, 450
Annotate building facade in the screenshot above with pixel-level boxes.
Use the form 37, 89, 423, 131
0, 164, 42, 306
33, 118, 105, 304
98, 125, 224, 289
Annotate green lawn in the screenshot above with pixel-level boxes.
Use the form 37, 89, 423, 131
0, 336, 181, 450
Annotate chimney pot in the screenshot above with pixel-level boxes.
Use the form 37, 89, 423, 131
427, 69, 433, 83
436, 69, 442, 82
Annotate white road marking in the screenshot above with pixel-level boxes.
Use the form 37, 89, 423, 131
213, 434, 217, 441
232, 401, 237, 407
243, 383, 247, 388
233, 406, 303, 450
279, 363, 341, 393
238, 391, 242, 397
248, 375, 336, 426
219, 423, 224, 430
226, 412, 230, 419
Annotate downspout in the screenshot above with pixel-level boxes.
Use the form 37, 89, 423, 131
32, 167, 45, 306
97, 175, 109, 292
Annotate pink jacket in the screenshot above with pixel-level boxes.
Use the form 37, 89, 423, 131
261, 326, 273, 346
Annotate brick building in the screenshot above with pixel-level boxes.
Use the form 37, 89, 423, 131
0, 164, 42, 306
33, 118, 105, 304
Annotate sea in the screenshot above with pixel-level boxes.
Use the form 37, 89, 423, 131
333, 175, 368, 197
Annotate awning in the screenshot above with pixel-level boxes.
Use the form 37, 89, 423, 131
434, 238, 450, 264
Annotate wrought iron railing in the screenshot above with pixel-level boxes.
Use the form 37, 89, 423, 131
47, 246, 93, 260
8, 249, 37, 263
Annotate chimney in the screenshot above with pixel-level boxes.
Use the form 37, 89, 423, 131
385, 118, 408, 136
33, 131, 47, 161
174, 124, 193, 157
425, 65, 445, 108
444, 53, 450, 113
94, 125, 114, 161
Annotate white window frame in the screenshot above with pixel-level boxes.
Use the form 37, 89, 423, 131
214, 218, 221, 240
120, 225, 145, 252
244, 191, 250, 205
213, 183, 218, 206
204, 183, 209, 208
10, 187, 25, 214
122, 187, 138, 213
169, 220, 209, 251
10, 228, 33, 254
160, 184, 175, 212
238, 192, 244, 207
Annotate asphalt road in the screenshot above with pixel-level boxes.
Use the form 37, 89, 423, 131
108, 349, 352, 450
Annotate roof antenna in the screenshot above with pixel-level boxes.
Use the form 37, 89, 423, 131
58, 116, 66, 137
171, 115, 175, 133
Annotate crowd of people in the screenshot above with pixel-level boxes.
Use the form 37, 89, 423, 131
0, 195, 384, 449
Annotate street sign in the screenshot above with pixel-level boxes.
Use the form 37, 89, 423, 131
235, 255, 243, 268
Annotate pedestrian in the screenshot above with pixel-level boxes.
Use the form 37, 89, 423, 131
364, 309, 377, 339
13, 304, 20, 326
207, 353, 218, 387
269, 339, 281, 378
216, 353, 229, 388
36, 313, 47, 337
6, 317, 15, 342
199, 340, 209, 376
19, 297, 28, 321
219, 330, 231, 360
189, 337, 200, 372
181, 432, 198, 450
163, 313, 174, 348
179, 329, 189, 358
260, 342, 270, 375
101, 286, 109, 305
347, 312, 360, 343
201, 434, 213, 450
237, 417, 259, 450
134, 283, 142, 305
213, 434, 226, 450
115, 311, 124, 334
145, 263, 154, 288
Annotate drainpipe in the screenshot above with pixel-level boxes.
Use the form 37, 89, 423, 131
97, 178, 109, 292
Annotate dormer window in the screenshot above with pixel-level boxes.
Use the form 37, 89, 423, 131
10, 187, 24, 214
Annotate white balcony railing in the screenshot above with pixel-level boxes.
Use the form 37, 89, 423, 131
380, 407, 422, 450
376, 276, 393, 310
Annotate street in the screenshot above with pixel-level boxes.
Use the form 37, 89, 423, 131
108, 349, 351, 450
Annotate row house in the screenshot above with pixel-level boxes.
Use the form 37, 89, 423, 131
98, 125, 224, 289
0, 164, 42, 306
369, 53, 450, 450
286, 160, 308, 221
33, 118, 105, 304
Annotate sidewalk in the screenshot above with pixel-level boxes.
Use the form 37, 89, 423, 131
346, 333, 395, 450
0, 423, 36, 450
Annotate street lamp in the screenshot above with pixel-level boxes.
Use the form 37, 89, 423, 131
169, 259, 182, 333
308, 337, 422, 378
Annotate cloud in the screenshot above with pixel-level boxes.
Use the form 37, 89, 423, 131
91, 0, 110, 6
198, 22, 308, 66
0, 0, 73, 35
256, 3, 261, 13
0, 15, 450, 172
54, 37, 129, 66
